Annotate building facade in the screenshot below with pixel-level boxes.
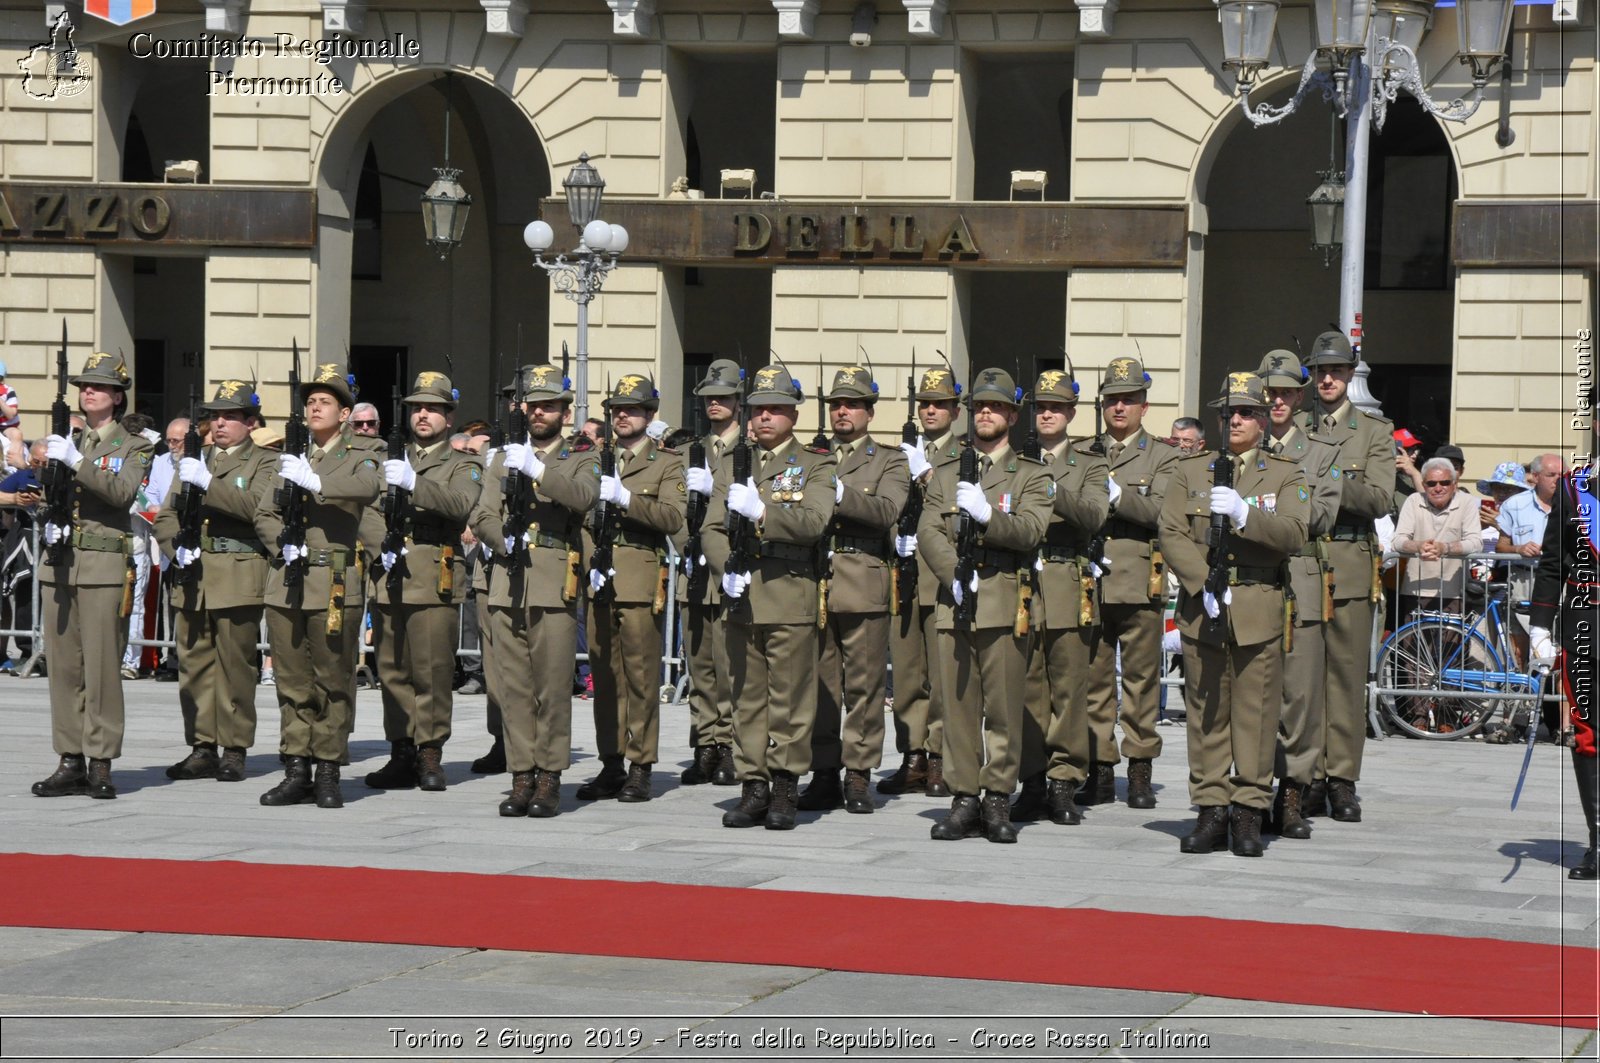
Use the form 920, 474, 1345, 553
1, 0, 1594, 467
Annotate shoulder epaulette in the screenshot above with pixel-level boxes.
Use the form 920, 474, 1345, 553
1358, 408, 1394, 428
657, 445, 680, 456
571, 438, 595, 452
806, 444, 831, 455
1018, 454, 1046, 466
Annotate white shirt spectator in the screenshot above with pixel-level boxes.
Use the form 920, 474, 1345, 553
1497, 488, 1550, 550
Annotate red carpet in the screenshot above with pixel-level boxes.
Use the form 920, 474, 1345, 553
2, 852, 1595, 1029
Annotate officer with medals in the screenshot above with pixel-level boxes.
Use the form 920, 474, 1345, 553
1300, 330, 1394, 822
1083, 356, 1181, 809
154, 378, 276, 783
574, 373, 686, 804
363, 371, 483, 793
254, 362, 382, 809
797, 365, 911, 814
883, 368, 965, 797
32, 351, 154, 801
468, 364, 600, 819
702, 364, 837, 830
676, 360, 744, 787
1159, 372, 1308, 857
918, 368, 1051, 843
1257, 350, 1342, 840
1012, 366, 1109, 827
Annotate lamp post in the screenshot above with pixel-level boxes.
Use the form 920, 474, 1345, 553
1214, 0, 1515, 411
523, 153, 629, 425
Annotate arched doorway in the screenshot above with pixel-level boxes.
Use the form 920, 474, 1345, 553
314, 70, 551, 429
1197, 85, 1457, 445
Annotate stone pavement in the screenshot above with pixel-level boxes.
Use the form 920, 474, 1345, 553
0, 676, 1595, 1061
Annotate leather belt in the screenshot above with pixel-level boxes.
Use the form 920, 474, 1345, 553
203, 534, 265, 555
833, 534, 889, 560
1104, 518, 1155, 541
407, 529, 461, 547
759, 541, 815, 563
612, 530, 666, 552
1040, 546, 1089, 564
1327, 522, 1372, 541
972, 547, 1025, 571
1228, 564, 1283, 587
71, 528, 131, 553
531, 532, 576, 552
303, 548, 352, 568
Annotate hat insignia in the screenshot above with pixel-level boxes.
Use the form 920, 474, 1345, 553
1228, 373, 1251, 394
416, 371, 446, 389
922, 369, 948, 390
617, 374, 647, 394
1039, 370, 1066, 392
315, 363, 341, 383
217, 380, 244, 398
754, 367, 783, 390
1110, 359, 1133, 380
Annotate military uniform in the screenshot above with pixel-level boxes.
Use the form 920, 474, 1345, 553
578, 373, 686, 804
253, 364, 382, 809
1256, 351, 1343, 839
1084, 357, 1181, 807
1300, 331, 1393, 821
675, 360, 744, 787
468, 364, 600, 818
803, 366, 911, 814
365, 372, 483, 793
32, 351, 153, 801
1017, 369, 1110, 826
918, 369, 1051, 843
1159, 372, 1309, 857
153, 379, 276, 783
884, 369, 963, 797
701, 365, 836, 830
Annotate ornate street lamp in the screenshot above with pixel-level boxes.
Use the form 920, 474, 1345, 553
420, 75, 472, 260
524, 152, 630, 424
1217, 0, 1281, 89
1306, 170, 1346, 267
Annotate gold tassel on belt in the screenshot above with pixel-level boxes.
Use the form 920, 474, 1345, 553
119, 558, 136, 619
563, 549, 580, 603
437, 545, 455, 598
652, 559, 669, 616
1148, 548, 1166, 601
327, 564, 347, 635
1079, 569, 1096, 627
1014, 572, 1033, 638
1370, 546, 1382, 604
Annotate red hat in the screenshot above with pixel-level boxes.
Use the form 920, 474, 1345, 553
1393, 428, 1422, 449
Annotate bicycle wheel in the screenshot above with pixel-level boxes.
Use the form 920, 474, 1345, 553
1376, 618, 1508, 740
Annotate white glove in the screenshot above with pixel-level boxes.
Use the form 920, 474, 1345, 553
956, 481, 993, 525
900, 440, 931, 480
589, 568, 613, 594
1089, 557, 1112, 579
45, 434, 83, 471
502, 536, 519, 555
895, 534, 918, 558
950, 569, 978, 605
381, 547, 408, 572
383, 458, 417, 491
835, 477, 845, 504
1106, 475, 1122, 509
178, 457, 212, 491
481, 541, 494, 561
175, 545, 201, 568
502, 442, 545, 481
1529, 627, 1556, 665
600, 474, 631, 509
686, 464, 713, 497
1162, 627, 1182, 655
281, 543, 304, 565
1210, 485, 1250, 530
279, 454, 322, 495
728, 478, 766, 522
721, 570, 750, 599
44, 523, 66, 546
1202, 586, 1233, 620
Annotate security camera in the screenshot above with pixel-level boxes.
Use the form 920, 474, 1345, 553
849, 30, 871, 47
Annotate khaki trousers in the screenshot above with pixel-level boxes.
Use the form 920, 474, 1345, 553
728, 619, 818, 781
1180, 636, 1282, 810
371, 603, 459, 748
44, 582, 128, 760
938, 626, 1030, 796
477, 594, 503, 740
814, 610, 890, 773
1085, 601, 1165, 764
266, 605, 361, 763
1020, 624, 1094, 784
1275, 618, 1326, 785
1322, 596, 1376, 782
176, 604, 263, 751
888, 603, 943, 755
684, 601, 734, 748
588, 599, 664, 765
487, 604, 578, 774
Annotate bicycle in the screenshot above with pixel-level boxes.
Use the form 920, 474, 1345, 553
1374, 581, 1542, 741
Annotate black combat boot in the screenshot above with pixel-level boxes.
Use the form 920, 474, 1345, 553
1328, 777, 1362, 822
617, 763, 653, 803
1047, 778, 1083, 825
930, 795, 982, 840
499, 771, 534, 816
680, 745, 718, 785
217, 747, 248, 782
1179, 806, 1229, 854
1077, 761, 1116, 806
260, 756, 313, 806
1303, 778, 1329, 817
1125, 757, 1156, 809
877, 750, 927, 795
1229, 804, 1264, 857
1009, 772, 1048, 823
767, 771, 800, 830
797, 770, 843, 811
924, 753, 951, 797
528, 769, 563, 818
86, 758, 117, 800
471, 737, 506, 775
416, 746, 447, 792
363, 740, 418, 789
32, 754, 87, 798
981, 791, 1018, 844
1272, 779, 1312, 840
313, 760, 343, 809
722, 779, 771, 827
166, 744, 219, 781
1570, 749, 1599, 881
712, 744, 738, 785
576, 756, 625, 800
843, 769, 874, 814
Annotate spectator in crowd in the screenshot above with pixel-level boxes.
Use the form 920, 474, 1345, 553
1495, 453, 1564, 672
1392, 428, 1425, 505
1167, 416, 1204, 454
1476, 461, 1529, 552
0, 439, 45, 667
580, 417, 604, 445
349, 402, 381, 437
0, 439, 44, 506
119, 417, 182, 680
1434, 444, 1467, 488
1392, 457, 1480, 619
0, 361, 21, 474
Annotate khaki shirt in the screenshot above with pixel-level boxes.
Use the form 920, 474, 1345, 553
1093, 427, 1181, 605
1299, 399, 1395, 601
1159, 449, 1309, 647
469, 435, 600, 610
916, 430, 966, 608
154, 439, 277, 611
40, 420, 154, 588
585, 436, 686, 606
1269, 425, 1343, 624
827, 433, 911, 615
370, 439, 484, 607
676, 421, 741, 606
1035, 437, 1110, 632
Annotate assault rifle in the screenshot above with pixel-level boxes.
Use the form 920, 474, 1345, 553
274, 340, 311, 588
588, 376, 619, 602
891, 351, 921, 614
41, 320, 75, 565
1086, 392, 1109, 577
723, 362, 755, 584
380, 352, 410, 592
1203, 451, 1235, 632
683, 381, 710, 599
814, 362, 831, 630
502, 364, 531, 575
952, 359, 979, 629
170, 380, 206, 586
